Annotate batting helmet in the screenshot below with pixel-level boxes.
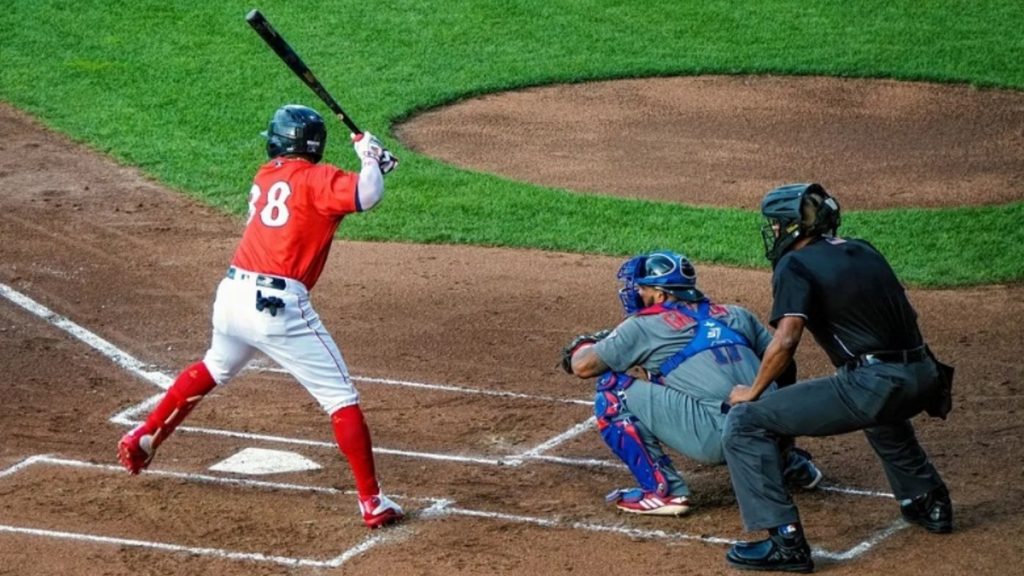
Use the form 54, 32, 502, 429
263, 104, 327, 162
760, 183, 841, 265
617, 250, 704, 315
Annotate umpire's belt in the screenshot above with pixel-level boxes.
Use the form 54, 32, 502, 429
226, 266, 287, 290
848, 345, 928, 369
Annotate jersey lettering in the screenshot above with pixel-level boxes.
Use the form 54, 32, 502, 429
246, 181, 293, 227
259, 181, 292, 227
662, 310, 696, 331
232, 159, 362, 289
711, 345, 743, 365
246, 184, 260, 224
651, 301, 752, 381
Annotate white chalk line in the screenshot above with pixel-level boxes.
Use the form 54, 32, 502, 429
814, 519, 909, 561
2, 281, 900, 492
528, 453, 623, 468
0, 454, 53, 478
0, 283, 593, 468
0, 455, 900, 563
508, 416, 597, 464
1, 283, 903, 565
26, 455, 440, 502
440, 507, 907, 560
819, 484, 894, 499
0, 524, 376, 569
159, 422, 510, 467
109, 393, 163, 425
0, 282, 589, 406
0, 283, 173, 389
256, 366, 593, 406
0, 455, 422, 569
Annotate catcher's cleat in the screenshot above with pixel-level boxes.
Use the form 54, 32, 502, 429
726, 528, 814, 573
784, 459, 823, 491
900, 486, 953, 534
118, 425, 156, 475
607, 488, 691, 516
783, 447, 824, 490
359, 493, 405, 529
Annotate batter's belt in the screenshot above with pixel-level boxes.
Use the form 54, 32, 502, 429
226, 266, 287, 290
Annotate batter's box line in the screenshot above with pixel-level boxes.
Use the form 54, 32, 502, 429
0, 524, 392, 570
0, 455, 443, 569
1, 284, 896, 500
0, 283, 606, 469
255, 365, 593, 406
0, 282, 590, 406
0, 283, 693, 475
0, 455, 907, 565
111, 400, 898, 501
109, 397, 896, 500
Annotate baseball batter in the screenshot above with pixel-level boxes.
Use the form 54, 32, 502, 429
563, 251, 822, 516
117, 104, 404, 529
722, 184, 954, 572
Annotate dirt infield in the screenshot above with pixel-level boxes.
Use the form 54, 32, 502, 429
397, 75, 1024, 209
1, 75, 1023, 576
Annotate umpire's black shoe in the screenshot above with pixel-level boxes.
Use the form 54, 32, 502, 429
726, 526, 814, 573
900, 486, 953, 533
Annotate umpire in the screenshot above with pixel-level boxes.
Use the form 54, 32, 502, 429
721, 183, 954, 573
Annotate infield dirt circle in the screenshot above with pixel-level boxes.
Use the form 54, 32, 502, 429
1, 76, 1022, 575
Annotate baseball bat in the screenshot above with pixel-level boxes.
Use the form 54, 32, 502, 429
245, 9, 362, 135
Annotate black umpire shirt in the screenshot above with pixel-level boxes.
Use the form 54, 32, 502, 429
769, 236, 924, 368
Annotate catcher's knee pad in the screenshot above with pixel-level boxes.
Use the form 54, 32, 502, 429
593, 371, 636, 424
595, 371, 635, 393
594, 390, 669, 497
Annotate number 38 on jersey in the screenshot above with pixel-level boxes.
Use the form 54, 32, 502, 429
247, 181, 292, 227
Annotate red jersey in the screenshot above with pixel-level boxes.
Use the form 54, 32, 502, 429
232, 157, 360, 290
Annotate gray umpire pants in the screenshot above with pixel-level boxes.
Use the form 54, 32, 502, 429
722, 358, 947, 531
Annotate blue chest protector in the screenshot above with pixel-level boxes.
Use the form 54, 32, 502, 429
644, 301, 752, 383
592, 301, 753, 498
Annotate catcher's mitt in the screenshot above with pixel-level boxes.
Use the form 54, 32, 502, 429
560, 329, 611, 374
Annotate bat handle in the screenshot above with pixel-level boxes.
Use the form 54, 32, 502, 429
342, 115, 362, 136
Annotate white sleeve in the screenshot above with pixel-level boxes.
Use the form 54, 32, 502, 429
356, 160, 384, 211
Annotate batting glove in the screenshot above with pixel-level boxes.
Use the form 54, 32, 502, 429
352, 132, 399, 175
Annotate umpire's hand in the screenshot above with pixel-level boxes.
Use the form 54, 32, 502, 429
728, 384, 758, 407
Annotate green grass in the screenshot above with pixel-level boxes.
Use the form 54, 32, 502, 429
2, 0, 1022, 286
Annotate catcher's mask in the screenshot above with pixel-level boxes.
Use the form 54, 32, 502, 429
617, 251, 704, 316
760, 183, 841, 265
263, 104, 327, 163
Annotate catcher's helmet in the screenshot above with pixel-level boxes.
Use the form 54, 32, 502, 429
263, 104, 327, 162
617, 250, 704, 315
760, 183, 841, 264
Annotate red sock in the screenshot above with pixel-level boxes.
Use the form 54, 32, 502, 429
144, 361, 217, 447
331, 404, 380, 498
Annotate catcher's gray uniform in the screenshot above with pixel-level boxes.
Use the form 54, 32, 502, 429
592, 301, 783, 497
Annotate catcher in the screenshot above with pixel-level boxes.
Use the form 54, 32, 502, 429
561, 250, 823, 516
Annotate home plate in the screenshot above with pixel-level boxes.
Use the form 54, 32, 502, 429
209, 448, 322, 475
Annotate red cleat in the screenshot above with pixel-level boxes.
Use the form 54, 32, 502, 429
359, 494, 405, 529
118, 425, 155, 475
607, 488, 691, 516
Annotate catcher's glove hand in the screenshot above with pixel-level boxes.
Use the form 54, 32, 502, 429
560, 329, 611, 375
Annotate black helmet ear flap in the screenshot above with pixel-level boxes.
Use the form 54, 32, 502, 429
802, 184, 841, 237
